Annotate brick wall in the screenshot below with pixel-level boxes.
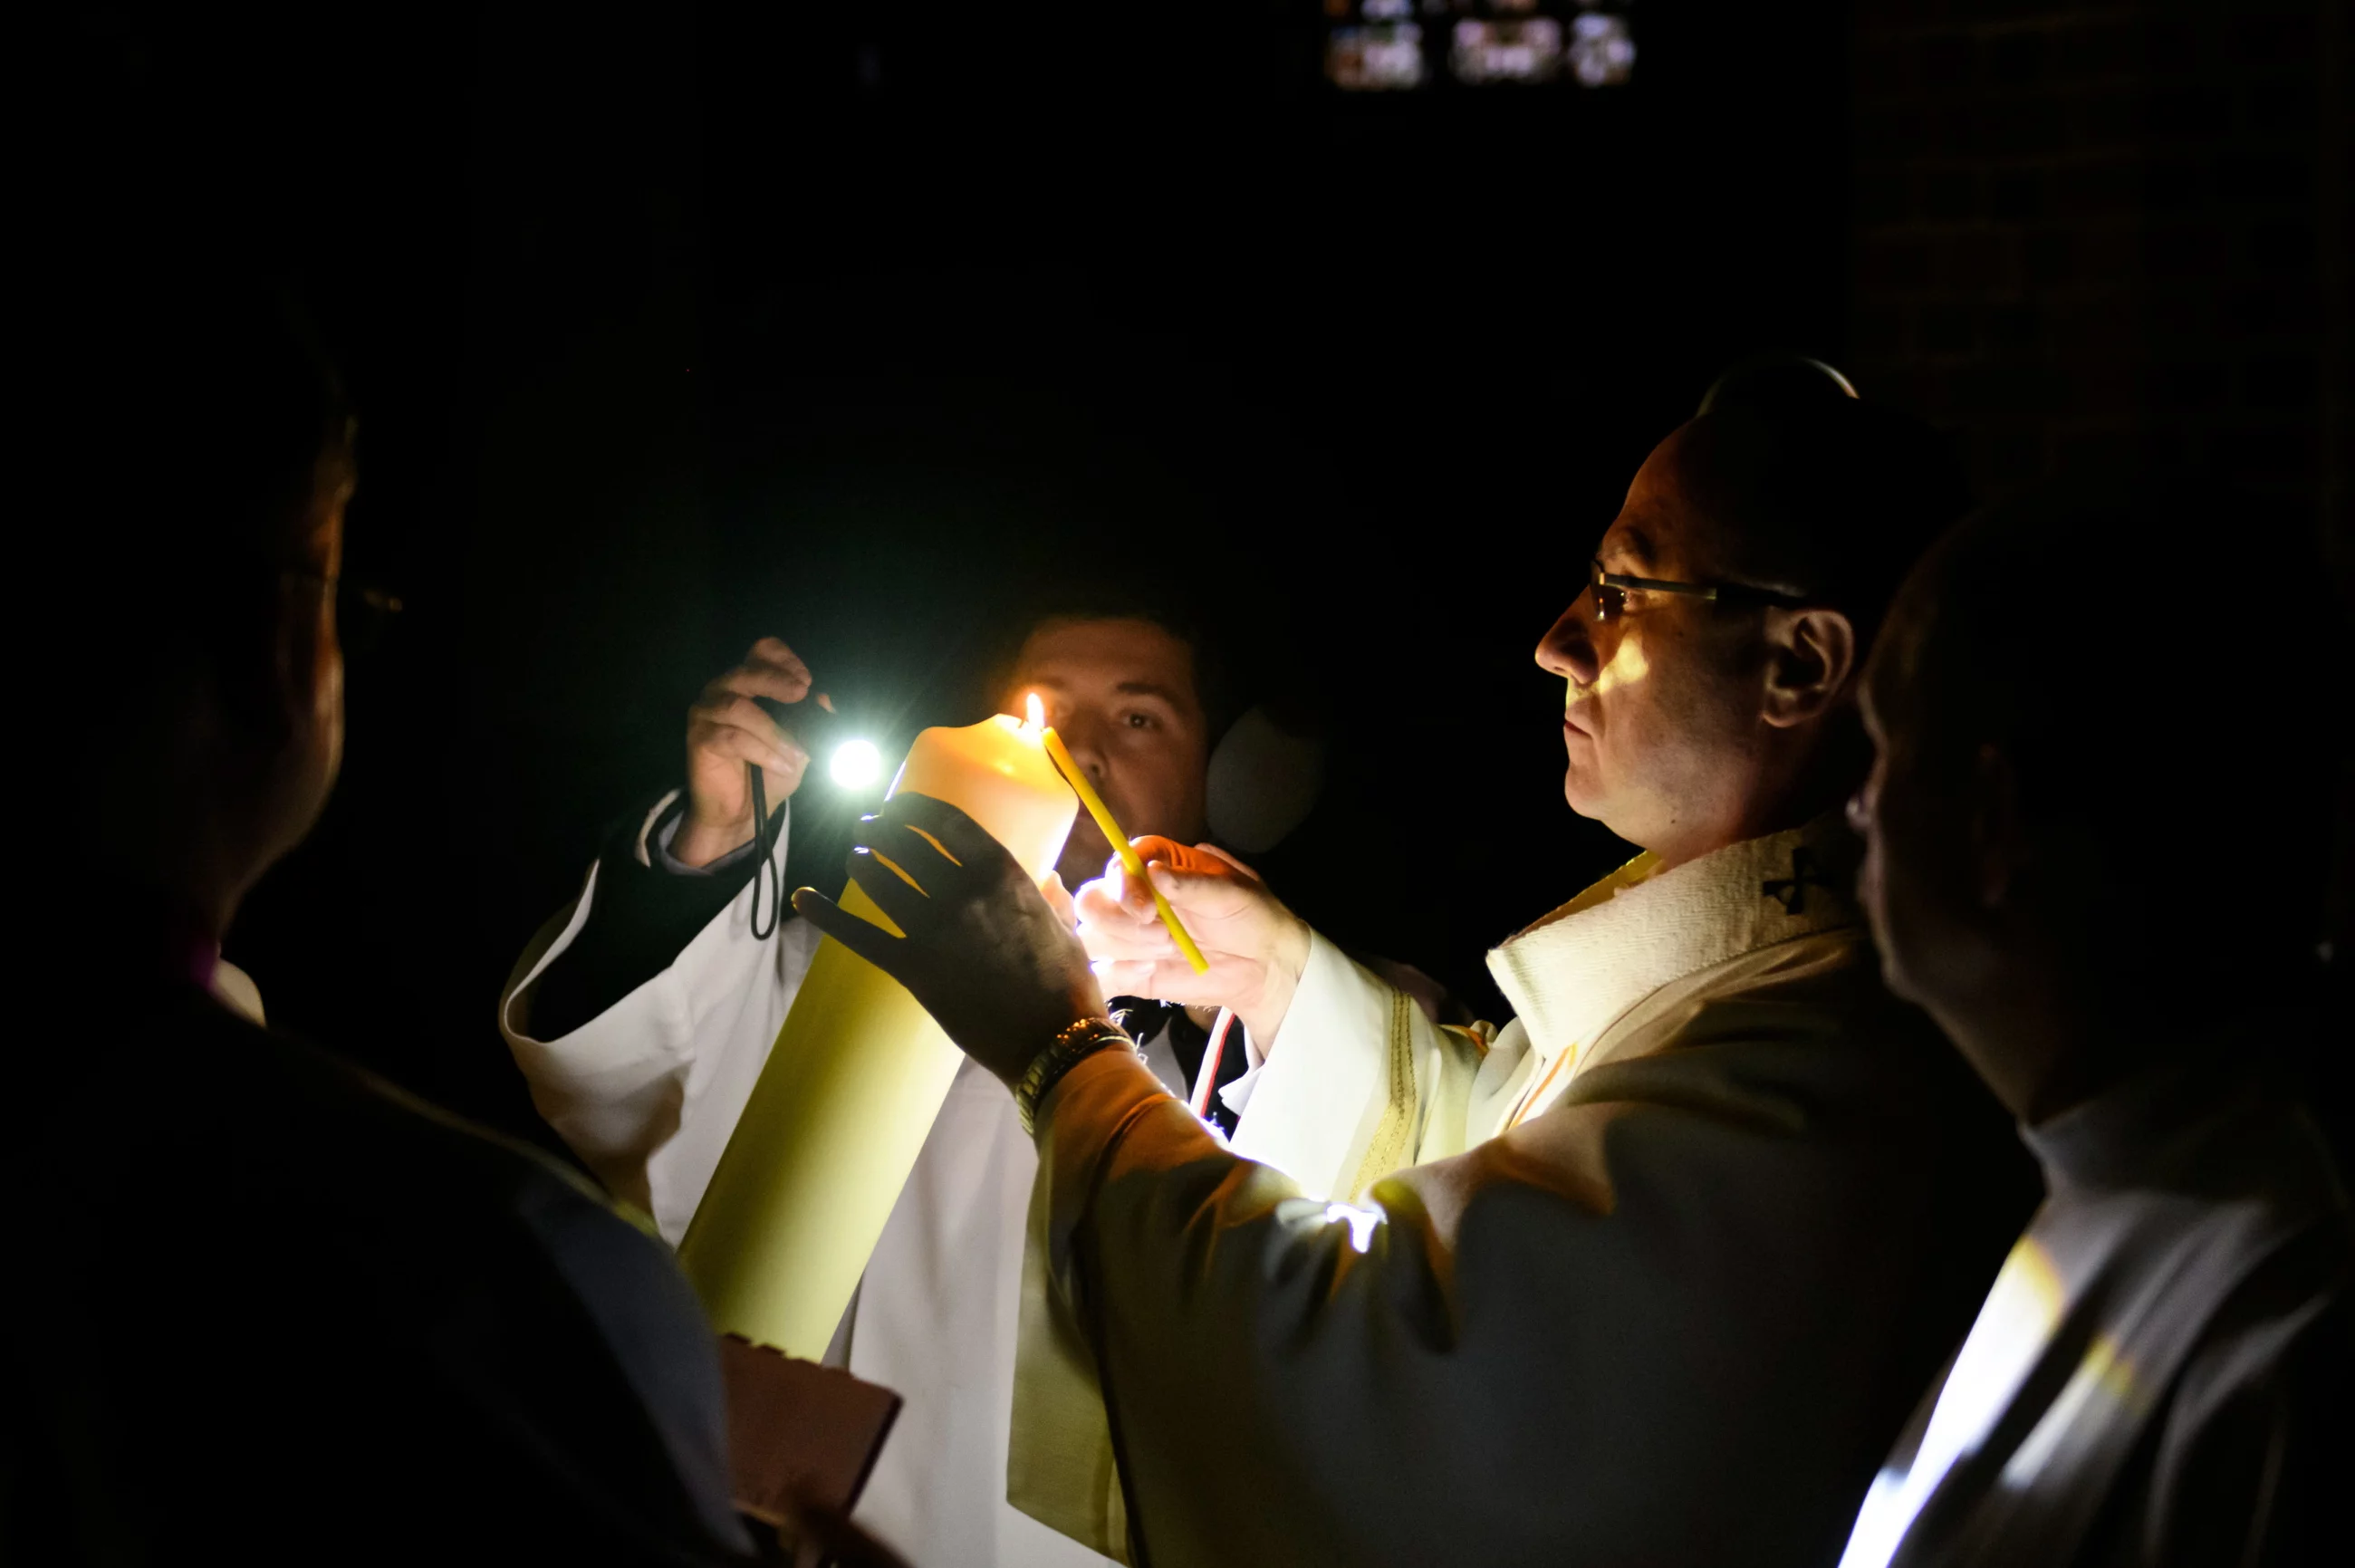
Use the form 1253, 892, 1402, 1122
1850, 0, 2353, 966
1850, 0, 2347, 528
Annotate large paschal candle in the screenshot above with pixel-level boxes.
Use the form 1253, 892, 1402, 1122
678, 697, 1077, 1360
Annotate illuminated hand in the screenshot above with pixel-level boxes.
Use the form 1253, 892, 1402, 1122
678, 636, 826, 867
1075, 838, 1312, 1046
791, 794, 1107, 1089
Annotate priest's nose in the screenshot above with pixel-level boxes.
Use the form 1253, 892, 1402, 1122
1536, 601, 1601, 688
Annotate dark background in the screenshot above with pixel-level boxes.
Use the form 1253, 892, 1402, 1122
105, 2, 2339, 1141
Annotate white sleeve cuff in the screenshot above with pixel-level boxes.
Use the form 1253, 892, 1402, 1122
649, 801, 762, 876
1217, 1061, 1265, 1119
1225, 930, 1399, 1201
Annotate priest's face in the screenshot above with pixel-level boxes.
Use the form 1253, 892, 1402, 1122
1009, 616, 1211, 890
1533, 427, 1777, 864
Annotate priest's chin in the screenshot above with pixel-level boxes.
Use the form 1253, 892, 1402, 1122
1559, 754, 1610, 822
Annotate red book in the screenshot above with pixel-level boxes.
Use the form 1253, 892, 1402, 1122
719, 1333, 902, 1532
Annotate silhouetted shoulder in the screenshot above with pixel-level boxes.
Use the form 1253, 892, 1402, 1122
16, 986, 747, 1565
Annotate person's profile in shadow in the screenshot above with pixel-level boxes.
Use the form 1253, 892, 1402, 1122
12, 245, 767, 1563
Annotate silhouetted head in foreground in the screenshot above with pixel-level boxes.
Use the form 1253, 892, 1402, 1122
74, 265, 357, 938
1856, 478, 2340, 1121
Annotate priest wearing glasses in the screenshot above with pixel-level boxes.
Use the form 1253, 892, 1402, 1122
794, 369, 2041, 1568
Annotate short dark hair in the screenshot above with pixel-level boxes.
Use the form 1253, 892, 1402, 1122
983, 581, 1236, 738
1875, 477, 2339, 986
1674, 396, 1975, 649
46, 246, 353, 674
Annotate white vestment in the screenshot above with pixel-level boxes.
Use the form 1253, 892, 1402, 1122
1838, 1056, 2351, 1568
1011, 814, 2031, 1568
1224, 819, 1846, 1193
501, 794, 1212, 1568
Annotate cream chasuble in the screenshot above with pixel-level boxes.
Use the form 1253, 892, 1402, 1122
1011, 816, 2031, 1567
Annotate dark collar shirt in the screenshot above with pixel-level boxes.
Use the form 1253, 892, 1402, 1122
9, 980, 752, 1565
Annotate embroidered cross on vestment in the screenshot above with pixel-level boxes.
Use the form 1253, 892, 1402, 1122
1762, 846, 1832, 914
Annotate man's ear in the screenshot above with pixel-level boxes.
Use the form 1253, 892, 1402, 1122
1760, 606, 1859, 728
1967, 742, 2025, 910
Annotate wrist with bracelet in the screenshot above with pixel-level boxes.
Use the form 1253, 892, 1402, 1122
1015, 1016, 1140, 1135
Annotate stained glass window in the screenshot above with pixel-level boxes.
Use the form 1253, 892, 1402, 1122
1323, 1, 1638, 91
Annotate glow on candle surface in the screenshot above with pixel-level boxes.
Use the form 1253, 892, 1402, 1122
1041, 726, 1210, 976
678, 695, 1078, 1358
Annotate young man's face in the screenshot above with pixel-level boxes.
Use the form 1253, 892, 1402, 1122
1006, 616, 1211, 889
1532, 426, 1779, 863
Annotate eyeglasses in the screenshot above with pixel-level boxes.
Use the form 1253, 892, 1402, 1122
338, 579, 405, 656
1585, 557, 1810, 622
284, 568, 405, 655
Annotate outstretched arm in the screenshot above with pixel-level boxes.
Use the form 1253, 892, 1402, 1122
1071, 835, 1490, 1195
501, 636, 828, 1237
1073, 840, 1310, 1047
789, 796, 1946, 1568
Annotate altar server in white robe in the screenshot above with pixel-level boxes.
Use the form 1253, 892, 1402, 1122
499, 606, 1258, 1568
795, 382, 2043, 1568
1835, 479, 2351, 1568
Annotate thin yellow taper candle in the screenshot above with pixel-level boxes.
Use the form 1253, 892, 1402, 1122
1041, 726, 1210, 976
678, 696, 1078, 1359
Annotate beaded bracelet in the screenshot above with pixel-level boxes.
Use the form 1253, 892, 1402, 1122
1015, 1017, 1139, 1135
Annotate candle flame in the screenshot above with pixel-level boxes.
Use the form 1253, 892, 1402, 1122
1023, 691, 1044, 732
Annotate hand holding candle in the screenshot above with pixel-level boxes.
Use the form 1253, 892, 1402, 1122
1040, 726, 1211, 976
1073, 839, 1314, 1044
794, 793, 1112, 1089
